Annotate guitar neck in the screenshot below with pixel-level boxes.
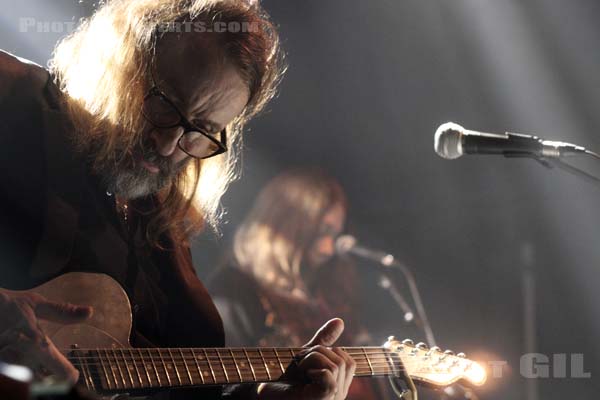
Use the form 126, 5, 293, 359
18, 273, 486, 394
69, 346, 399, 393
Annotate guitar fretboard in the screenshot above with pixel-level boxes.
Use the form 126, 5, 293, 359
69, 347, 401, 393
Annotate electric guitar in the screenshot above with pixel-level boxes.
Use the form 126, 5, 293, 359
1, 273, 487, 397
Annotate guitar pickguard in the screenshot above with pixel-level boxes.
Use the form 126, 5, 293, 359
29, 272, 133, 350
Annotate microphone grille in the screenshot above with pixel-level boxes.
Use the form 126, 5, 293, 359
434, 122, 465, 159
335, 234, 356, 255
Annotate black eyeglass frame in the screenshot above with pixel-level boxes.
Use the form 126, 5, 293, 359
141, 63, 228, 160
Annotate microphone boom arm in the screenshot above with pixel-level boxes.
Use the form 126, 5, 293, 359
351, 247, 437, 347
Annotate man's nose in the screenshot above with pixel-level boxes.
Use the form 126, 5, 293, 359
150, 127, 184, 157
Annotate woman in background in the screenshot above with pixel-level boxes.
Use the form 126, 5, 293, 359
209, 168, 383, 399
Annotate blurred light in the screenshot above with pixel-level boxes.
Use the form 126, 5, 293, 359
465, 361, 487, 386
0, 362, 32, 383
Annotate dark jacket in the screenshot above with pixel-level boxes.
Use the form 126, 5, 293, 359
0, 50, 255, 399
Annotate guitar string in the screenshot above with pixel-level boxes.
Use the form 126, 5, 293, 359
64, 362, 405, 372
65, 353, 459, 369
65, 358, 437, 371
65, 356, 443, 369
61, 371, 409, 389
64, 360, 451, 382
66, 359, 412, 367
60, 347, 401, 353
61, 365, 411, 384
61, 349, 462, 360
62, 352, 408, 362
66, 358, 413, 369
62, 348, 453, 359
65, 354, 460, 369
62, 369, 404, 381
65, 357, 414, 368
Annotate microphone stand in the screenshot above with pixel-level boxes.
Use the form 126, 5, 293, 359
505, 150, 600, 188
378, 275, 416, 324
360, 251, 437, 347
546, 158, 600, 187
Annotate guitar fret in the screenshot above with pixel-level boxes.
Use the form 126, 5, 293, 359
147, 348, 161, 387
158, 349, 173, 386
78, 351, 94, 391
179, 348, 194, 385
76, 351, 88, 389
128, 349, 143, 387
104, 349, 121, 389
191, 349, 205, 384
119, 349, 135, 388
167, 349, 183, 385
265, 349, 280, 378
243, 349, 257, 382
203, 349, 217, 384
274, 349, 285, 374
362, 348, 374, 375
215, 349, 230, 383
97, 349, 112, 390
111, 349, 127, 388
229, 349, 243, 382
258, 349, 271, 380
136, 348, 152, 387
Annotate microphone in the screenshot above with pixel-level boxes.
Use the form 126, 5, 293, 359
335, 234, 396, 266
434, 122, 587, 160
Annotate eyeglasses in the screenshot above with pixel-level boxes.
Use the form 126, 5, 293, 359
141, 65, 228, 160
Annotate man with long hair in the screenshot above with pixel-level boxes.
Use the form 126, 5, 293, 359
0, 1, 356, 399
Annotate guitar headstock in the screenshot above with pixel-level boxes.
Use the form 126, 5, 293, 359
383, 337, 487, 387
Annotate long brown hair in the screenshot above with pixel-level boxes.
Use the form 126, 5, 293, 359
49, 0, 285, 246
234, 169, 347, 292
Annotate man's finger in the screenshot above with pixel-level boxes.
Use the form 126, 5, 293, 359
13, 335, 80, 385
304, 318, 344, 347
34, 337, 80, 384
333, 347, 355, 399
304, 368, 337, 399
297, 351, 340, 381
35, 300, 93, 324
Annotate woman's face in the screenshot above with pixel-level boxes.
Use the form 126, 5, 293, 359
305, 203, 346, 268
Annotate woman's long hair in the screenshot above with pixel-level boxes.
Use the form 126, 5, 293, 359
234, 169, 347, 293
49, 0, 284, 246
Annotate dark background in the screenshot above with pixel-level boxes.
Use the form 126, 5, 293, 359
2, 1, 600, 398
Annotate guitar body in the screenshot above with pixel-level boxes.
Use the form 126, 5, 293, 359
27, 273, 133, 352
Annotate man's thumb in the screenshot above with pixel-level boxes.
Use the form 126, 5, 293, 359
35, 299, 93, 324
305, 318, 344, 347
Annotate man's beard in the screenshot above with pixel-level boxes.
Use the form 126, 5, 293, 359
94, 139, 188, 200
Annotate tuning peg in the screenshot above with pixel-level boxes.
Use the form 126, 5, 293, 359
402, 339, 414, 346
416, 342, 428, 350
444, 350, 455, 356
426, 346, 441, 357
457, 352, 466, 358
